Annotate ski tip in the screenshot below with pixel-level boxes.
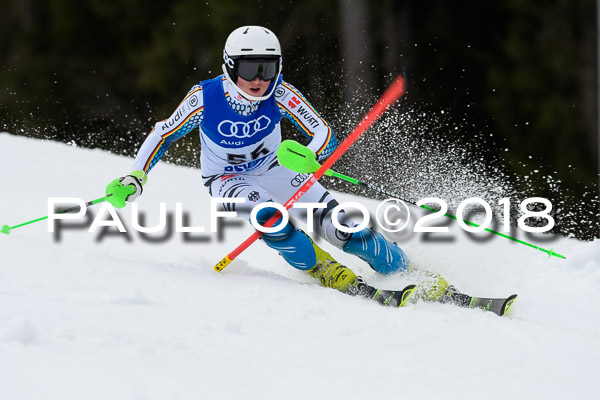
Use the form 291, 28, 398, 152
398, 284, 417, 307
1, 224, 11, 235
500, 294, 518, 316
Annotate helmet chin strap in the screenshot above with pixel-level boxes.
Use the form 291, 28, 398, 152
221, 64, 281, 102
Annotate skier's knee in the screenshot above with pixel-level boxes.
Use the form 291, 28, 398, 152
343, 228, 409, 274
255, 203, 294, 241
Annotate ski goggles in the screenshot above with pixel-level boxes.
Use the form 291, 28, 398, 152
235, 58, 279, 82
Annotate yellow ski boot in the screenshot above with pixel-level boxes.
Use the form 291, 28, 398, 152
307, 240, 416, 307
306, 240, 357, 293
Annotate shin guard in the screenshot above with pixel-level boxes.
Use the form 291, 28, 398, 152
343, 228, 409, 274
256, 206, 316, 270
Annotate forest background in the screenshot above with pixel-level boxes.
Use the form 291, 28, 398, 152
1, 0, 598, 239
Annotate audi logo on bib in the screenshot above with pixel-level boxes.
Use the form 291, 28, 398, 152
291, 173, 309, 187
218, 115, 271, 138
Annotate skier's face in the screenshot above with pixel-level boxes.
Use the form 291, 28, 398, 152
236, 76, 271, 98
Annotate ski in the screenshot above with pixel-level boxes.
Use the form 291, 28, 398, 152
349, 278, 417, 308
370, 284, 417, 307
444, 291, 518, 316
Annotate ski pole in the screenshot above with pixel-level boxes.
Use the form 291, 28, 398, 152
278, 147, 566, 260
213, 75, 407, 272
332, 171, 565, 259
1, 194, 115, 235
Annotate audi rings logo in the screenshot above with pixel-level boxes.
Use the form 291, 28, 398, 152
291, 173, 309, 187
218, 116, 272, 138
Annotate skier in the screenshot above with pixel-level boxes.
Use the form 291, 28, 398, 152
105, 26, 439, 307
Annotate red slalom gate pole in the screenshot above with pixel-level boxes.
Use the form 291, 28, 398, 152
214, 75, 406, 272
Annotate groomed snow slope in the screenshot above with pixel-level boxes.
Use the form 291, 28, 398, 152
1, 132, 599, 400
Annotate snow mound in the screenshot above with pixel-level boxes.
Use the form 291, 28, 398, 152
1, 132, 598, 400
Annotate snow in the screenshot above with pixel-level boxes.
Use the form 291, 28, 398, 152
1, 132, 599, 400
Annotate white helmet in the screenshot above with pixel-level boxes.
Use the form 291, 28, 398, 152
222, 26, 282, 101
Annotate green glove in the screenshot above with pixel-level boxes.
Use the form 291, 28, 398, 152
106, 170, 147, 209
276, 140, 321, 173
